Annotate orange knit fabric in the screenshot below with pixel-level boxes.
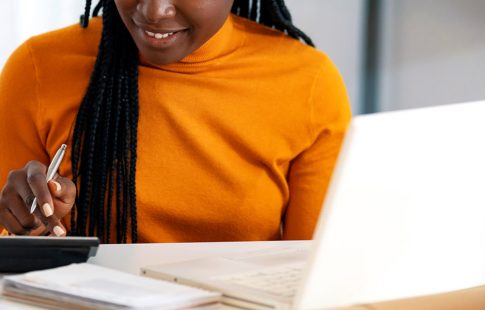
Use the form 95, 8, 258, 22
0, 15, 351, 243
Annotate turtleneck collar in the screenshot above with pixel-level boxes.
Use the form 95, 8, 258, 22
140, 14, 245, 73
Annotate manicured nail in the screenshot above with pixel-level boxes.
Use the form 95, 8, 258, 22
42, 203, 53, 217
53, 226, 65, 236
50, 180, 61, 193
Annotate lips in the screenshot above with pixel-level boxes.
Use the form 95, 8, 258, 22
143, 27, 187, 40
133, 18, 187, 35
145, 30, 175, 39
140, 28, 187, 49
132, 18, 188, 48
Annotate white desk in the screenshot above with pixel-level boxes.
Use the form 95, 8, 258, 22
90, 240, 308, 275
0, 240, 309, 309
3, 240, 485, 310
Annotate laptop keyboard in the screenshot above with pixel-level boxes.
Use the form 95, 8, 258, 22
214, 263, 305, 298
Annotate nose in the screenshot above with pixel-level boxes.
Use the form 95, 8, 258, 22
137, 0, 176, 22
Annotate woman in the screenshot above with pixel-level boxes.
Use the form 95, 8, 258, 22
0, 0, 351, 243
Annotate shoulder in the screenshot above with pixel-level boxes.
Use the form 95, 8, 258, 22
15, 17, 102, 67
230, 16, 351, 138
231, 15, 332, 74
1, 17, 102, 91
0, 17, 102, 124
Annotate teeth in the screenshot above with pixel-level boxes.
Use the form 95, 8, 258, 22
145, 30, 174, 39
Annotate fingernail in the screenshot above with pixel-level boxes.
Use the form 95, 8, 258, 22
53, 226, 65, 236
42, 203, 53, 217
50, 180, 61, 193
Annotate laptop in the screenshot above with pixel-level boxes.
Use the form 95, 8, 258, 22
141, 101, 485, 309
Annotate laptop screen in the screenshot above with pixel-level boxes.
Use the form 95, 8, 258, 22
297, 101, 485, 309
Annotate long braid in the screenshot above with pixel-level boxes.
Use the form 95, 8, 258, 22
234, 0, 314, 46
72, 0, 139, 243
120, 73, 131, 243
250, 0, 260, 21
128, 65, 139, 243
73, 0, 312, 243
92, 0, 103, 17
80, 0, 92, 28
274, 0, 292, 21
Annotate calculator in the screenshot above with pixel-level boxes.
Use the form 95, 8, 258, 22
0, 236, 99, 273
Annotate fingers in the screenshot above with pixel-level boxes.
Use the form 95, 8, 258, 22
25, 161, 54, 218
0, 171, 41, 235
7, 191, 42, 230
0, 161, 72, 237
31, 207, 66, 237
24, 170, 69, 236
0, 208, 32, 235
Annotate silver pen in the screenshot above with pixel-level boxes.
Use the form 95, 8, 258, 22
29, 144, 67, 214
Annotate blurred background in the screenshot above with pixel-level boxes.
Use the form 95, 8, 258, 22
1, 0, 485, 115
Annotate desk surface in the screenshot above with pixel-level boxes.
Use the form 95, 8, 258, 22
4, 240, 484, 310
90, 240, 308, 274
0, 241, 307, 309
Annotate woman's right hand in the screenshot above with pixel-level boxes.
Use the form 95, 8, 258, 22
0, 160, 76, 236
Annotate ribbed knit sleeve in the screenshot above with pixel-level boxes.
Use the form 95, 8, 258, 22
283, 56, 351, 240
0, 40, 49, 189
0, 40, 51, 234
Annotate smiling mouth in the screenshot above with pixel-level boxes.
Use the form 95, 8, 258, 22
138, 27, 188, 49
144, 30, 177, 40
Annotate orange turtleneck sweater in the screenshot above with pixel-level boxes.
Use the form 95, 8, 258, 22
0, 15, 351, 242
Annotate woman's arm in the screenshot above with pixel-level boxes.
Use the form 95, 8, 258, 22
283, 57, 352, 240
0, 40, 49, 186
0, 40, 75, 236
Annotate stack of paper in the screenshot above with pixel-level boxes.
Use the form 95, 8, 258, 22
2, 263, 221, 309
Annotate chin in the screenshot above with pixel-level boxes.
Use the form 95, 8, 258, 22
142, 52, 186, 67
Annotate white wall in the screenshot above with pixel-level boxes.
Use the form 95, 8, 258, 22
0, 0, 85, 69
379, 0, 485, 111
286, 0, 365, 114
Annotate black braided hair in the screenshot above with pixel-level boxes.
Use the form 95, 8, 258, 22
72, 0, 313, 243
72, 0, 138, 243
80, 0, 92, 28
232, 0, 314, 46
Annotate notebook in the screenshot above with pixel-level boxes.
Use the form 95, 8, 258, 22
141, 100, 485, 309
2, 263, 221, 309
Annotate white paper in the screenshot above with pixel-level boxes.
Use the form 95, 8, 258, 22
3, 263, 220, 309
